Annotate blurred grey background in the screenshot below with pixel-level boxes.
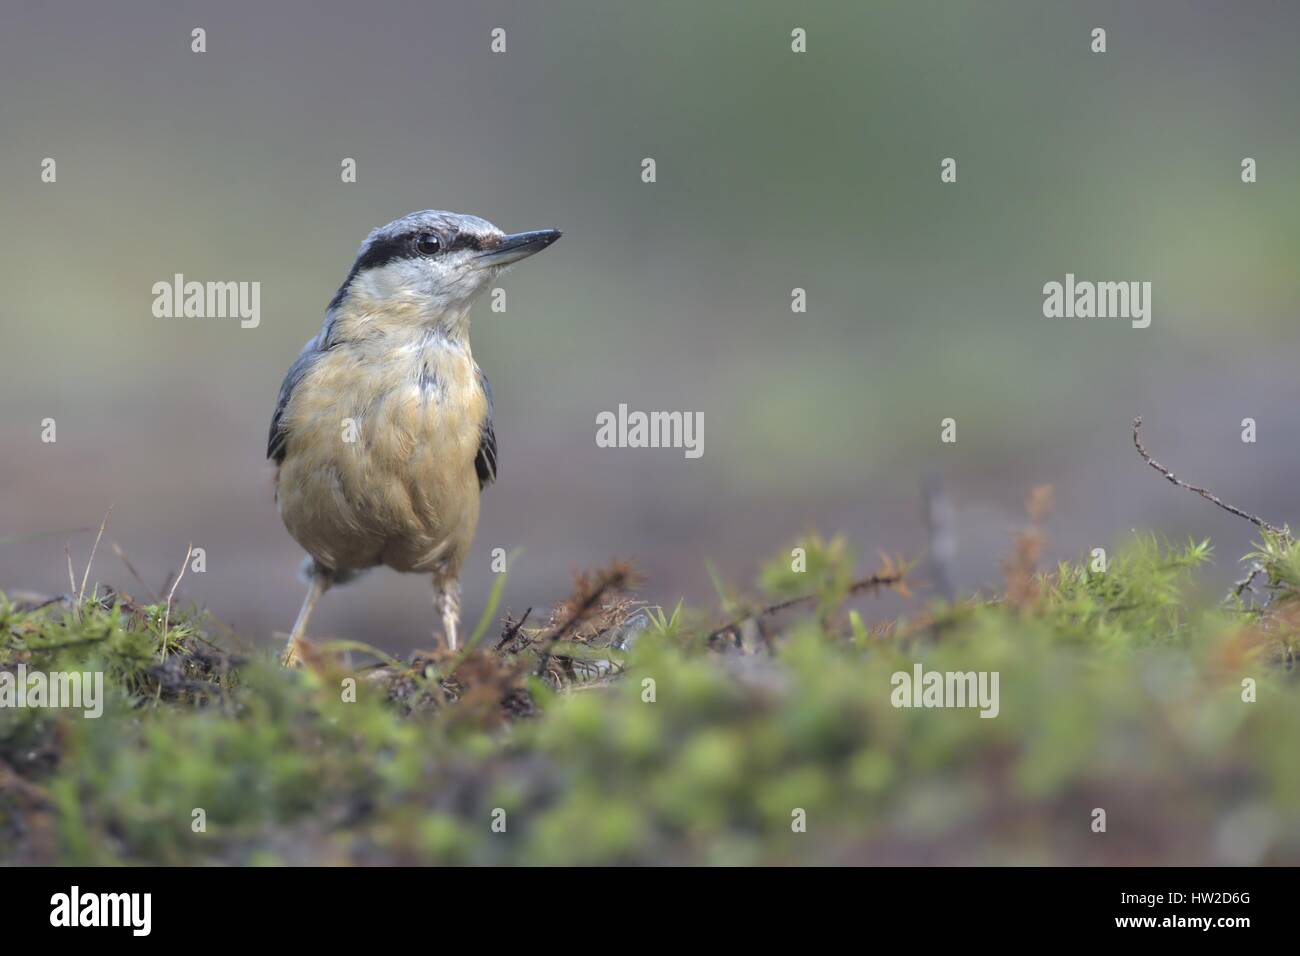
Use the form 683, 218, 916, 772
2, 1, 1298, 650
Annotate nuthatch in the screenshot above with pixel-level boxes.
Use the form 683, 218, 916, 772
268, 210, 560, 665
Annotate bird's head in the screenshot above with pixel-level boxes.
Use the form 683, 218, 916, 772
329, 209, 560, 334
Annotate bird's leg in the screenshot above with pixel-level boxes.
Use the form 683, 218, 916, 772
283, 570, 331, 666
434, 575, 461, 650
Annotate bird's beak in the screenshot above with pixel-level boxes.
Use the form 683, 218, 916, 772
475, 229, 562, 268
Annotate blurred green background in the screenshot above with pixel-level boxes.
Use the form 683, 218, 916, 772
2, 1, 1298, 650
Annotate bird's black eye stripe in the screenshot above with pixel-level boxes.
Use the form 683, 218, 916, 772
329, 227, 493, 308
328, 234, 412, 309
327, 227, 486, 311
411, 232, 485, 256
448, 232, 484, 253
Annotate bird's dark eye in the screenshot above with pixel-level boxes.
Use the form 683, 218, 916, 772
415, 234, 442, 256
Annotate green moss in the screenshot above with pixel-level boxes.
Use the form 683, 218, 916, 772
2, 532, 1299, 864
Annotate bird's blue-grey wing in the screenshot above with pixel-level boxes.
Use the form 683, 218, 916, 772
268, 338, 324, 464
474, 366, 497, 489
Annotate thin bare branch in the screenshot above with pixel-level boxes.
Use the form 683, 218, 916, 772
533, 566, 631, 678
706, 569, 907, 643
161, 543, 194, 660
1232, 562, 1266, 601
65, 547, 77, 618
494, 606, 532, 651
1132, 416, 1288, 538
77, 506, 112, 609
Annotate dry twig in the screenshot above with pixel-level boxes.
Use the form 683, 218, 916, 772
161, 544, 194, 660
494, 606, 532, 651
77, 507, 112, 610
1132, 416, 1287, 538
706, 567, 907, 643
532, 564, 634, 678
64, 548, 76, 614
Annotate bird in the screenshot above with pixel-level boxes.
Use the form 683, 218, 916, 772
268, 209, 561, 665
